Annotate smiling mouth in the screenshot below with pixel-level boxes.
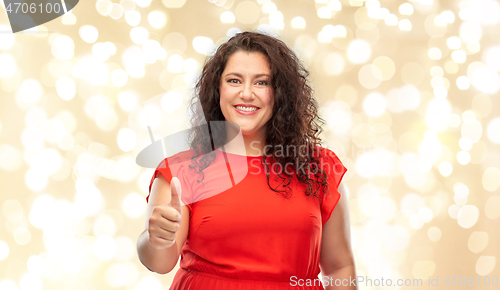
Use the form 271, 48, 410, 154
234, 105, 260, 112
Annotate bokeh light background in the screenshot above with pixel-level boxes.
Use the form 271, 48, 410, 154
1, 0, 500, 289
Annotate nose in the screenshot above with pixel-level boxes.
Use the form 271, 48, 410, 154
241, 82, 254, 100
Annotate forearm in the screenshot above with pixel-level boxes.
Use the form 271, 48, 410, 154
323, 265, 357, 290
137, 229, 180, 274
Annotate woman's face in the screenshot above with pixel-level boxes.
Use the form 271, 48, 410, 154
219, 50, 274, 141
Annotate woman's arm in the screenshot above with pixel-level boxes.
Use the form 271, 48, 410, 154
319, 181, 357, 289
137, 174, 190, 274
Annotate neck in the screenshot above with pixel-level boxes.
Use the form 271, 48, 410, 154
221, 124, 267, 156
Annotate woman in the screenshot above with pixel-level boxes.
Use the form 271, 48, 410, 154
137, 31, 356, 289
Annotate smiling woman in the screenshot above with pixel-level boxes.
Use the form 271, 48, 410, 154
137, 31, 355, 290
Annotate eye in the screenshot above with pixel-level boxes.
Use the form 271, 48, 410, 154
256, 80, 268, 85
228, 79, 240, 84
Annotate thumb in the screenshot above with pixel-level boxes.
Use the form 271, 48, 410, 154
169, 177, 183, 214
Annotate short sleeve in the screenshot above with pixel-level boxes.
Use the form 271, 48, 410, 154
320, 147, 348, 227
146, 153, 194, 216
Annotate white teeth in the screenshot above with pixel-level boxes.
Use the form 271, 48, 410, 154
235, 106, 258, 112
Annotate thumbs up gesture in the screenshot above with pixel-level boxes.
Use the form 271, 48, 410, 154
148, 176, 183, 250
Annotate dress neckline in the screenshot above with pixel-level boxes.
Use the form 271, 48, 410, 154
215, 149, 263, 158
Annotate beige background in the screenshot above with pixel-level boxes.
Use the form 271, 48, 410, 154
0, 0, 499, 289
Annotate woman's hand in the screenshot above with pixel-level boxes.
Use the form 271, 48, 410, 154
147, 177, 183, 250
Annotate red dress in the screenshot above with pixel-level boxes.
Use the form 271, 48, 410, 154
146, 146, 347, 289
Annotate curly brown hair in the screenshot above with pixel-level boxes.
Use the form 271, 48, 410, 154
186, 31, 330, 203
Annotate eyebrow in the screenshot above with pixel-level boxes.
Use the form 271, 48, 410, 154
224, 72, 270, 78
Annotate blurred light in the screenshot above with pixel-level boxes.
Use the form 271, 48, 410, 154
130, 27, 149, 44
0, 25, 15, 49
183, 58, 198, 72
438, 161, 453, 176
16, 79, 43, 110
79, 25, 99, 43
72, 55, 109, 85
433, 86, 447, 98
0, 144, 23, 171
418, 157, 432, 172
419, 207, 433, 222
362, 92, 386, 116
125, 10, 141, 26
460, 21, 482, 42
448, 204, 460, 219
468, 231, 488, 253
457, 151, 471, 164
96, 0, 112, 16
318, 7, 332, 19
122, 193, 146, 218
412, 261, 435, 279
122, 46, 146, 78
461, 118, 482, 143
0, 53, 17, 78
484, 46, 500, 71
162, 0, 187, 8
486, 117, 500, 143
428, 47, 442, 60
221, 11, 235, 23
0, 240, 9, 260
425, 98, 452, 132
136, 0, 152, 8
148, 11, 167, 28
192, 36, 216, 55
105, 262, 138, 287
115, 236, 136, 261
93, 214, 117, 237
398, 19, 412, 31
372, 56, 395, 81
111, 69, 129, 87
118, 91, 138, 112
448, 113, 461, 127
457, 205, 479, 228
138, 104, 163, 129
347, 39, 371, 64
428, 227, 441, 242
93, 236, 117, 260
262, 2, 277, 13
328, 0, 342, 11
447, 36, 461, 49
134, 276, 162, 290
19, 273, 42, 290
467, 41, 481, 53
161, 91, 183, 113
441, 10, 455, 23
482, 167, 500, 192
323, 52, 344, 75
399, 3, 413, 15
51, 35, 74, 60
117, 128, 136, 152
476, 256, 496, 276
234, 1, 260, 24
459, 137, 473, 151
385, 14, 398, 26
167, 54, 183, 73
55, 77, 76, 101
108, 3, 124, 19
456, 76, 470, 89
92, 42, 112, 61
227, 27, 242, 38
485, 196, 500, 219
452, 50, 466, 63
291, 17, 306, 29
